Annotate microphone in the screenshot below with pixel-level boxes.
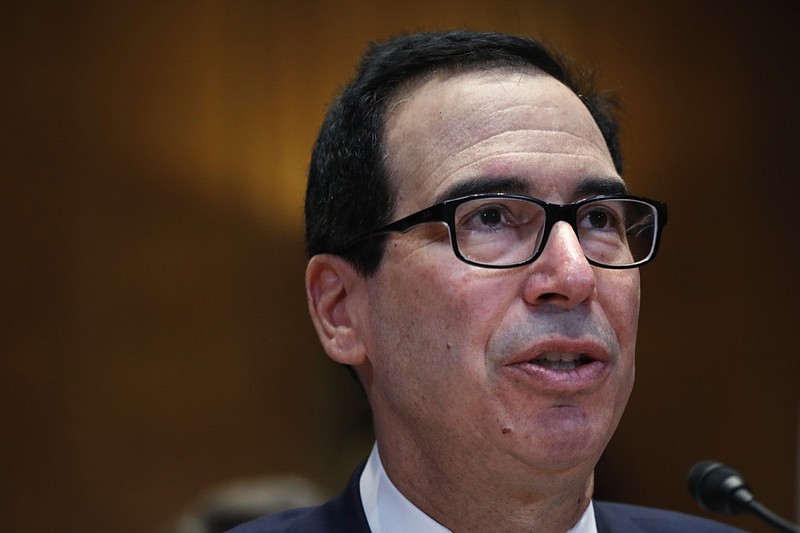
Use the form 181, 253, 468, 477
687, 460, 800, 533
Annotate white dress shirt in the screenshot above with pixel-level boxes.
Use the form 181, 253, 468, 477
360, 443, 598, 533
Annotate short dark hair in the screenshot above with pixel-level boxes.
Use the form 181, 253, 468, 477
305, 30, 622, 276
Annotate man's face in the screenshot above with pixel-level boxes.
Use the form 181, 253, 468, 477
358, 70, 639, 485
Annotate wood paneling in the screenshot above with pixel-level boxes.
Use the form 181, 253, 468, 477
3, 2, 797, 531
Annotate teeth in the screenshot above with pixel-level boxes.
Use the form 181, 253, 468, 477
539, 352, 581, 362
532, 353, 590, 370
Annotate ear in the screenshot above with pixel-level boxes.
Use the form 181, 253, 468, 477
305, 254, 369, 366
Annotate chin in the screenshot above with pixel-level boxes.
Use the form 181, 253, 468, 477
510, 406, 614, 473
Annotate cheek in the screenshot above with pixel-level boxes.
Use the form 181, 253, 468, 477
378, 240, 495, 320
598, 269, 641, 345
363, 261, 465, 421
366, 248, 510, 384
365, 255, 449, 374
599, 270, 639, 412
591, 269, 639, 406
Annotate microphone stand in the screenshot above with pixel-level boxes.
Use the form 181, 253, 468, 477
744, 500, 800, 533
687, 460, 800, 533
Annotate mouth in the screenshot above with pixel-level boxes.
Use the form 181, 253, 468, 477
503, 343, 610, 391
530, 352, 594, 371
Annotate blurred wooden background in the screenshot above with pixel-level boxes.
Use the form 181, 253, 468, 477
2, 1, 798, 532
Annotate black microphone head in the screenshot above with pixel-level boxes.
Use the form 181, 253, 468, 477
687, 460, 755, 515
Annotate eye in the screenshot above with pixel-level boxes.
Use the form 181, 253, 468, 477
587, 209, 612, 229
580, 204, 623, 232
476, 206, 505, 227
459, 203, 515, 232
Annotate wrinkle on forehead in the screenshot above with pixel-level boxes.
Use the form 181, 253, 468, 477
383, 70, 558, 175
384, 69, 616, 210
425, 129, 613, 183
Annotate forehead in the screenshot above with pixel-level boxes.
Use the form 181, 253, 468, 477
383, 69, 620, 211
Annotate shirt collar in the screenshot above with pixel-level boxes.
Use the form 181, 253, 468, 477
359, 443, 597, 533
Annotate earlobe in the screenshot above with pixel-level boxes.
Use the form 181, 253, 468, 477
305, 254, 368, 366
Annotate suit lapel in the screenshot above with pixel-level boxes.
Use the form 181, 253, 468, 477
594, 501, 640, 533
315, 461, 372, 532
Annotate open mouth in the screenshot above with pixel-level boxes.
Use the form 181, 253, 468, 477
530, 353, 593, 371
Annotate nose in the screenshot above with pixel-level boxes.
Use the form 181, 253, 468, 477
521, 221, 597, 308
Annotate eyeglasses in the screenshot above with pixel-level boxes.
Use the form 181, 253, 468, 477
358, 193, 668, 269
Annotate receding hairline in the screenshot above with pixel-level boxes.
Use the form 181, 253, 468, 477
384, 62, 553, 119
380, 63, 569, 203
381, 63, 557, 181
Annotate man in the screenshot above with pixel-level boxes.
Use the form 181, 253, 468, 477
231, 31, 744, 532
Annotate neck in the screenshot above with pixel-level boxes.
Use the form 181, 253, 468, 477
375, 433, 594, 533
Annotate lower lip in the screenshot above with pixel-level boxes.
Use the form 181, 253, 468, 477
503, 360, 609, 391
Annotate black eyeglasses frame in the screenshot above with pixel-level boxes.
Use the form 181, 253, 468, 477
351, 193, 668, 270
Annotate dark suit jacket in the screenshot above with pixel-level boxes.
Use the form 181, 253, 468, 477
228, 466, 748, 533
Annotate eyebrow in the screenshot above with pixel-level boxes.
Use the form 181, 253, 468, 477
574, 177, 630, 198
434, 175, 629, 205
434, 176, 529, 204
